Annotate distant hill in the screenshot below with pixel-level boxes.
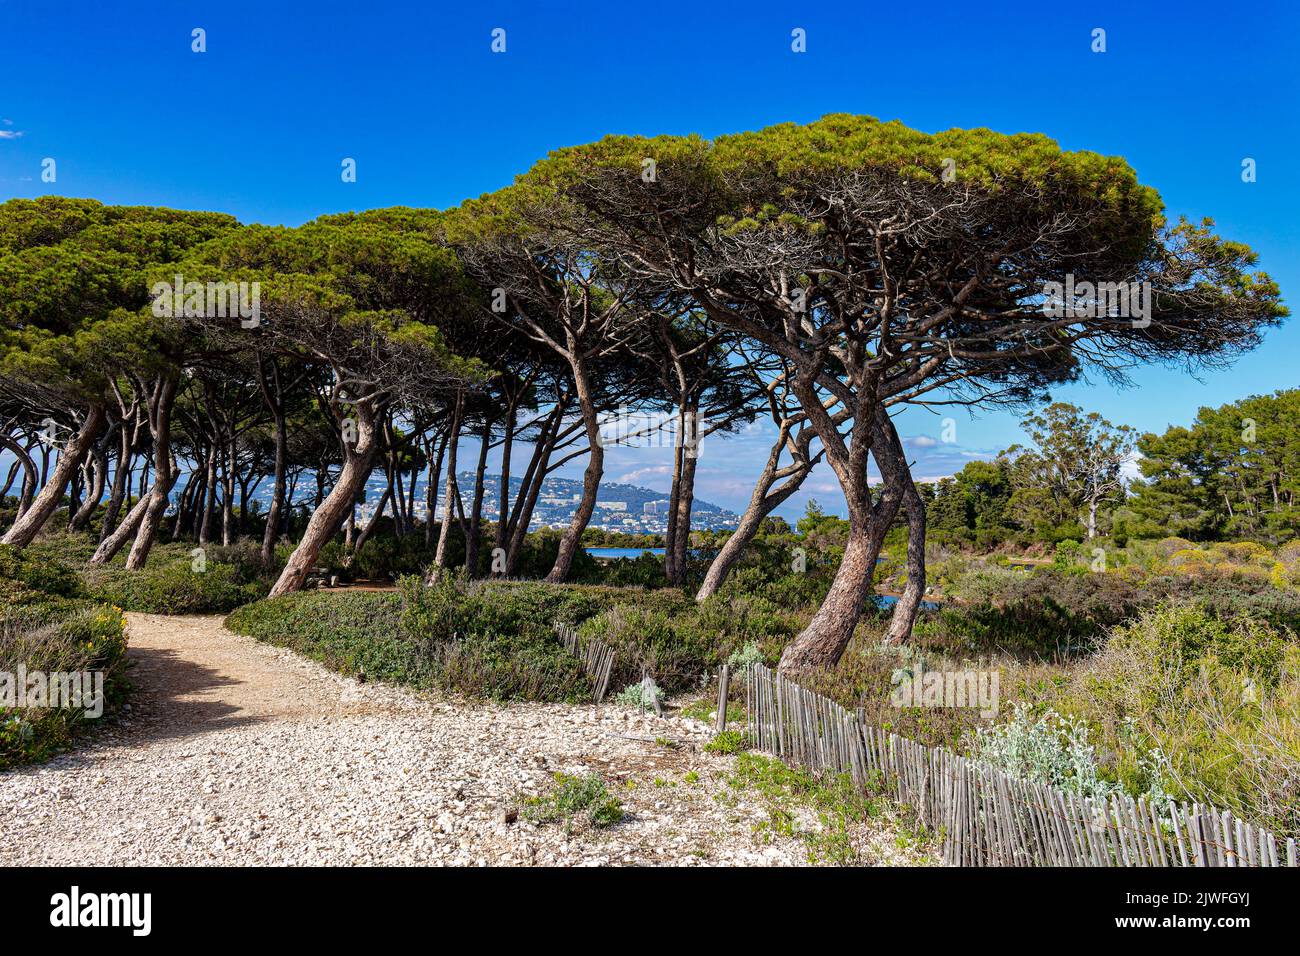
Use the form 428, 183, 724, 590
479, 474, 738, 530
254, 470, 740, 531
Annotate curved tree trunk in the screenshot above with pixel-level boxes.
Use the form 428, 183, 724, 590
666, 448, 698, 587
124, 466, 178, 570
505, 440, 551, 577
2, 404, 106, 548
546, 444, 600, 583
256, 356, 287, 565
664, 418, 685, 585
423, 430, 447, 545
546, 360, 602, 584
776, 395, 904, 674
270, 405, 380, 597
776, 406, 923, 671
220, 437, 235, 546
776, 514, 892, 672
0, 461, 17, 501
0, 435, 38, 520
696, 507, 766, 602
261, 411, 287, 564
874, 414, 927, 645
352, 485, 390, 558
695, 447, 810, 601
464, 417, 492, 575
69, 444, 108, 531
89, 493, 149, 565
198, 448, 217, 547
431, 393, 464, 575
66, 464, 83, 528
504, 401, 565, 576
125, 376, 180, 571
883, 482, 927, 645
169, 468, 197, 541
101, 438, 135, 542
494, 402, 518, 557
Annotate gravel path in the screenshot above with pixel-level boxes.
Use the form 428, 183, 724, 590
0, 613, 935, 866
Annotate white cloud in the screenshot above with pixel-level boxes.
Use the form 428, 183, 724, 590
614, 465, 672, 486
907, 435, 939, 448
0, 130, 24, 140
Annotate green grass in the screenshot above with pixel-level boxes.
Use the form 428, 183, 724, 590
720, 752, 910, 866
705, 729, 747, 754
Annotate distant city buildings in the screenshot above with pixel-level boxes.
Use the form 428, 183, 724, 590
248, 472, 740, 534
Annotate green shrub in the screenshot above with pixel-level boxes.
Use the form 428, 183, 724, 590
726, 641, 764, 670
967, 704, 1169, 807
227, 589, 421, 682
431, 630, 591, 702
521, 772, 624, 830
227, 579, 599, 702
0, 588, 129, 770
705, 729, 747, 754
0, 543, 82, 598
580, 588, 800, 693
1055, 603, 1300, 836
799, 632, 994, 750
925, 566, 1159, 660
614, 677, 664, 712
86, 560, 267, 614
595, 552, 669, 589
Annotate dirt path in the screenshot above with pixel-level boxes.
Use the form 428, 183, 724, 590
0, 613, 934, 866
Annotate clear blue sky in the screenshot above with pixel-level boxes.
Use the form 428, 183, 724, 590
3, 0, 1297, 518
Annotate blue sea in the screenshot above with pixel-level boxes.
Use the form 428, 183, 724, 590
585, 547, 666, 559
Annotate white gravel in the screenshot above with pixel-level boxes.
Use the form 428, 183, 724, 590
0, 612, 935, 866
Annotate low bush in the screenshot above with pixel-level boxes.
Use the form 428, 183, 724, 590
967, 704, 1170, 807
1, 546, 130, 770
521, 772, 624, 830
86, 560, 268, 614
799, 632, 1000, 750
0, 542, 84, 598
226, 589, 421, 682
1051, 603, 1300, 837
593, 552, 669, 589
580, 588, 802, 694
614, 677, 664, 712
705, 729, 746, 754
226, 577, 605, 702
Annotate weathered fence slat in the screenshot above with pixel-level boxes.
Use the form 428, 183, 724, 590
552, 622, 616, 703
742, 664, 1294, 868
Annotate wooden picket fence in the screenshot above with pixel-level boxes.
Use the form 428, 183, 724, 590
553, 622, 616, 703
744, 663, 1297, 867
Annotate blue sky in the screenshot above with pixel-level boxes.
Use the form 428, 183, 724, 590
2, 0, 1297, 518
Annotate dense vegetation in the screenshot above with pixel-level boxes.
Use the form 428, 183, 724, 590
2, 116, 1294, 841
0, 544, 129, 769
1, 115, 1283, 673
926, 389, 1300, 551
